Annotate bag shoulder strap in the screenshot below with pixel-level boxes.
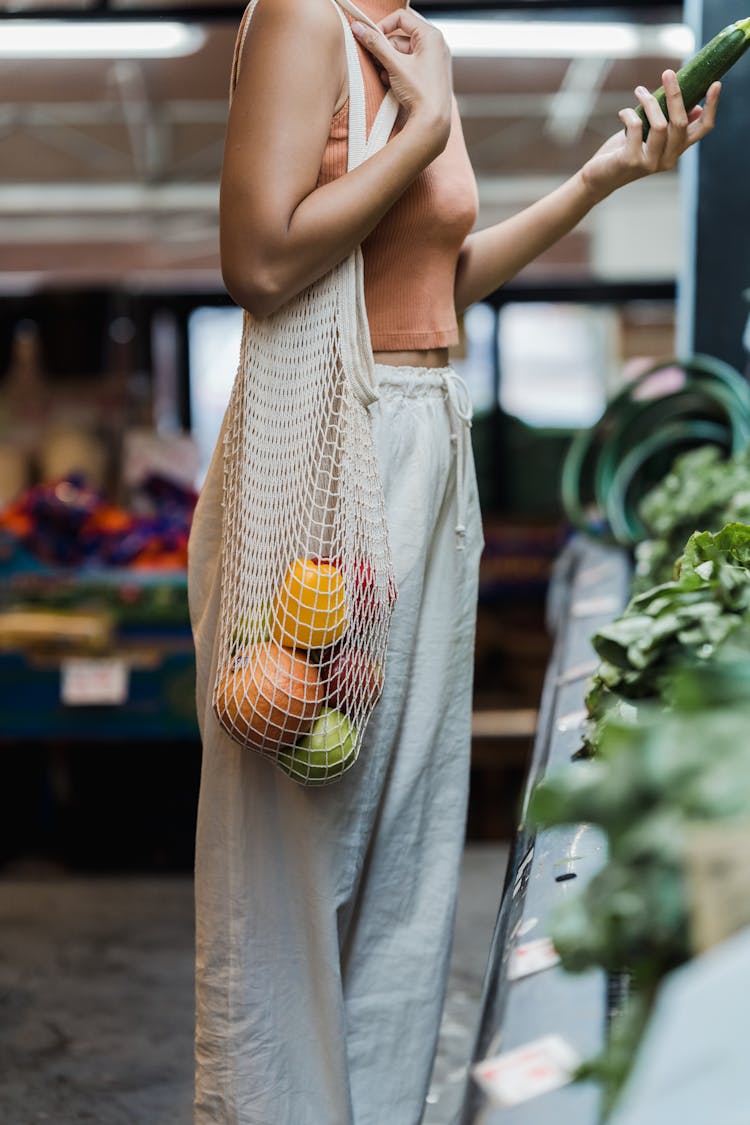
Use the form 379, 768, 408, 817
229, 0, 399, 168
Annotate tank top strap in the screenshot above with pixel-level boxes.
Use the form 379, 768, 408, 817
230, 1, 398, 169
327, 0, 399, 168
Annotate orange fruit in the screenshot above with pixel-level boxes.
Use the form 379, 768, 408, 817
271, 558, 347, 650
214, 641, 323, 752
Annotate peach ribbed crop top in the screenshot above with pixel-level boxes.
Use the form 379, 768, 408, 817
318, 1, 479, 351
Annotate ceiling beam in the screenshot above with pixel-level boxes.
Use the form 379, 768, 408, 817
0, 102, 229, 127
0, 3, 683, 17
545, 56, 610, 143
0, 183, 219, 213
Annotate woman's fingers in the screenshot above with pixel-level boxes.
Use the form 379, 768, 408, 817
351, 20, 397, 64
587, 72, 721, 194
627, 71, 721, 169
617, 107, 646, 166
662, 70, 688, 129
686, 81, 721, 143
351, 8, 452, 138
387, 33, 412, 55
378, 8, 429, 38
660, 69, 690, 163
634, 83, 669, 166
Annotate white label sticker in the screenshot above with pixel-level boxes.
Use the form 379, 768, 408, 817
61, 659, 129, 706
472, 1035, 581, 1107
507, 937, 561, 981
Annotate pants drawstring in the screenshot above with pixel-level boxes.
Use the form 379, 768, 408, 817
439, 370, 474, 550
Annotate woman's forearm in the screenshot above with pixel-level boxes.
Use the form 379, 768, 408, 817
453, 71, 721, 315
453, 170, 603, 314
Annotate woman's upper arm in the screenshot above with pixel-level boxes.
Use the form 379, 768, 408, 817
220, 0, 347, 310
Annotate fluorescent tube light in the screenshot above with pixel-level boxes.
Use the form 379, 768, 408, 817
432, 20, 694, 60
0, 21, 205, 59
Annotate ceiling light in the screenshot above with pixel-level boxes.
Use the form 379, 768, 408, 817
0, 21, 205, 59
431, 20, 695, 60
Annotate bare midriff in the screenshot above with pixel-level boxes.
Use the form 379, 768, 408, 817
373, 347, 451, 369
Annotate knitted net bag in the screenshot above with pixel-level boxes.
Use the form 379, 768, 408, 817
212, 0, 399, 785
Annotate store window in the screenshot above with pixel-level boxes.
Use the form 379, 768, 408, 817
498, 302, 617, 429
453, 302, 497, 417
188, 305, 243, 485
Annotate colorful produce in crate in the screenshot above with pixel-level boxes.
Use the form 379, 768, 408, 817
214, 641, 323, 751
0, 473, 197, 570
278, 706, 358, 784
635, 16, 750, 139
271, 557, 348, 650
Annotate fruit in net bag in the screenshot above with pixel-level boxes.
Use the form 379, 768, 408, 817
324, 645, 384, 716
214, 641, 323, 751
278, 706, 358, 784
271, 558, 348, 650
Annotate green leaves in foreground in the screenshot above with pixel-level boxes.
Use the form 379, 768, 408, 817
634, 444, 750, 592
530, 684, 750, 1112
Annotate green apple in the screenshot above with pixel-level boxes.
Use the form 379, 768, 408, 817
278, 706, 358, 784
231, 603, 272, 652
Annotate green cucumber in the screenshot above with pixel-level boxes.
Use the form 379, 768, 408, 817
635, 16, 750, 139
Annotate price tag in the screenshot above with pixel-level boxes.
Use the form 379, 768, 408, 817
61, 659, 129, 706
685, 820, 750, 953
472, 1034, 581, 1107
507, 937, 560, 981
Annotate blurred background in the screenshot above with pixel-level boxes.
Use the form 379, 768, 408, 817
1, 1, 748, 1122
0, 0, 700, 862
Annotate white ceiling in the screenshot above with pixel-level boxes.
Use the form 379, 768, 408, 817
0, 4, 687, 291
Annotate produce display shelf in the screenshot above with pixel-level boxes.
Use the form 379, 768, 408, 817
461, 537, 631, 1125
0, 646, 198, 742
0, 563, 198, 742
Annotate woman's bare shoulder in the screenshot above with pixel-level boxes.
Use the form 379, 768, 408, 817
234, 0, 346, 103
241, 0, 344, 52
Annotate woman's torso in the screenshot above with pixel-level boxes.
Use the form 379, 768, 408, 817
318, 0, 478, 368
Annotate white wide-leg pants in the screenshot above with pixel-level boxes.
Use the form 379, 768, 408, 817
188, 365, 484, 1125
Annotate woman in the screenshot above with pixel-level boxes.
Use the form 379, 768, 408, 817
188, 2, 720, 1122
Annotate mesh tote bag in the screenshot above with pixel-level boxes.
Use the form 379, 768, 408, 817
212, 0, 400, 785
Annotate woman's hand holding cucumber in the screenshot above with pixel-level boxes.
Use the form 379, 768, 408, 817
575, 14, 750, 199
580, 68, 721, 201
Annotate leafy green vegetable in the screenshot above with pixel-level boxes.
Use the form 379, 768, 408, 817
635, 445, 750, 591
531, 678, 750, 1115
583, 524, 750, 751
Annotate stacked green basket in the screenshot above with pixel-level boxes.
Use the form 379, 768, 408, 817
562, 355, 750, 545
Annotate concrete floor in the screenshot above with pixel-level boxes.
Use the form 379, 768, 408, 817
0, 844, 508, 1125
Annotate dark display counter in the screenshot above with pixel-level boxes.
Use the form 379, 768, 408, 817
462, 538, 630, 1124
